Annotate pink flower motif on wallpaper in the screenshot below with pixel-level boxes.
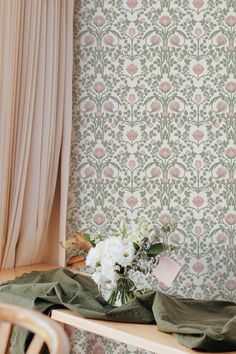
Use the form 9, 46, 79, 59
103, 100, 115, 112
150, 34, 161, 46
192, 195, 205, 208
192, 129, 205, 142
103, 166, 114, 178
159, 16, 172, 26
84, 166, 95, 178
216, 100, 228, 112
108, 138, 115, 145
225, 213, 236, 225
194, 225, 203, 237
225, 279, 236, 290
126, 0, 139, 9
193, 94, 203, 105
194, 159, 203, 170
225, 81, 236, 92
159, 81, 172, 92
93, 81, 106, 93
193, 27, 203, 38
126, 129, 139, 141
150, 166, 161, 178
192, 0, 205, 9
216, 166, 227, 178
92, 344, 106, 354
225, 16, 236, 26
126, 195, 139, 208
216, 34, 227, 46
192, 261, 204, 273
92, 147, 106, 159
225, 147, 236, 159
84, 100, 95, 112
93, 213, 106, 225
128, 160, 136, 170
150, 100, 161, 112
92, 15, 106, 27
169, 100, 180, 112
126, 63, 139, 76
128, 27, 137, 38
159, 213, 172, 224
83, 34, 95, 46
128, 93, 137, 105
170, 166, 181, 178
169, 34, 181, 46
192, 63, 205, 76
159, 147, 172, 159
103, 35, 115, 46
171, 233, 180, 243
216, 233, 228, 244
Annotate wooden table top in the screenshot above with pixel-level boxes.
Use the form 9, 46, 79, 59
0, 263, 58, 283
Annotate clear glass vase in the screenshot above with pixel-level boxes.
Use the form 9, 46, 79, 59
101, 275, 136, 307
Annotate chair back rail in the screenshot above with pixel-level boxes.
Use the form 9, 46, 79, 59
0, 303, 70, 354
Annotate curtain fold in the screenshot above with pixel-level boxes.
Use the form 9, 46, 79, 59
0, 0, 73, 268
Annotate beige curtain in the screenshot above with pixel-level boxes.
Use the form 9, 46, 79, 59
0, 0, 73, 268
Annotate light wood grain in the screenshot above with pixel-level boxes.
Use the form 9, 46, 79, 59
51, 309, 201, 354
26, 334, 44, 354
0, 322, 12, 354
0, 263, 58, 283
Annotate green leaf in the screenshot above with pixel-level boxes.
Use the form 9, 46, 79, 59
147, 243, 166, 257
83, 232, 91, 242
83, 233, 95, 247
133, 242, 140, 251
161, 225, 171, 233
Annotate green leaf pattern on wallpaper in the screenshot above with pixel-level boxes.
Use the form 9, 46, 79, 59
68, 0, 236, 301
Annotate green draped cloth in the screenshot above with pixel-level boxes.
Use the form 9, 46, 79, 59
0, 268, 236, 353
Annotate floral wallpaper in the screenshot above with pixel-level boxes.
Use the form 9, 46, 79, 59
67, 0, 236, 352
65, 325, 154, 354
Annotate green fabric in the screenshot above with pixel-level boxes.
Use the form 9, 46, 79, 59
153, 292, 236, 352
0, 267, 236, 353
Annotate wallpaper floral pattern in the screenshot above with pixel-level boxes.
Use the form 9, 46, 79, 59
67, 0, 236, 351
65, 325, 154, 354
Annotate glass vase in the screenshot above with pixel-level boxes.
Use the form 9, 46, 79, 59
101, 275, 136, 307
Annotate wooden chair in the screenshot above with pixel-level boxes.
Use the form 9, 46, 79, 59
0, 303, 70, 354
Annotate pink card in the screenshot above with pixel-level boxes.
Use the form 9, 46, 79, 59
152, 256, 181, 287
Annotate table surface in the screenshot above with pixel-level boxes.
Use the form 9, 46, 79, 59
0, 263, 234, 354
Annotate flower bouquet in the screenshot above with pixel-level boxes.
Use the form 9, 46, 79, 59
85, 219, 178, 306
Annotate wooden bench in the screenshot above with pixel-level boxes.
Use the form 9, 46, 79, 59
0, 264, 234, 354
